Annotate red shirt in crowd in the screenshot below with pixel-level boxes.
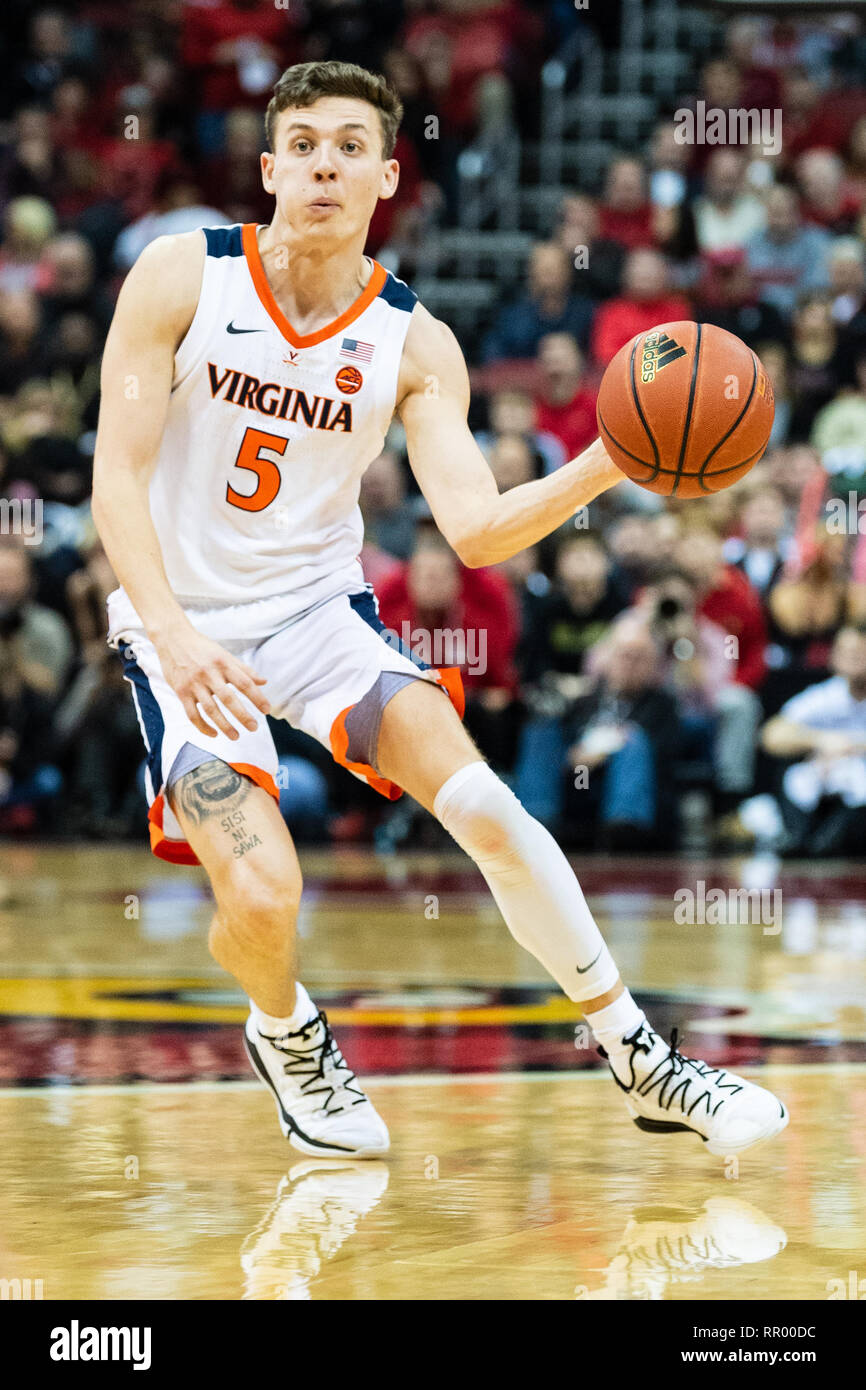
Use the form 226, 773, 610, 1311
697, 564, 767, 690
591, 293, 692, 366
598, 205, 654, 251
534, 385, 599, 462
376, 563, 520, 694
181, 0, 300, 111
401, 2, 543, 136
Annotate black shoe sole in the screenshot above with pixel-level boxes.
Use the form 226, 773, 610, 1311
631, 1115, 707, 1140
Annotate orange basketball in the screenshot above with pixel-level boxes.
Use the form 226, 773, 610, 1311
596, 321, 775, 499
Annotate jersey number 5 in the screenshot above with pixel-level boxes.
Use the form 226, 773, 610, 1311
226, 426, 287, 512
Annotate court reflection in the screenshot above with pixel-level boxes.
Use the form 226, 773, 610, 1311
575, 1198, 787, 1300
241, 1160, 390, 1300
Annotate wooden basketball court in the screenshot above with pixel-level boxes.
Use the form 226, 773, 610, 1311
1, 843, 864, 1301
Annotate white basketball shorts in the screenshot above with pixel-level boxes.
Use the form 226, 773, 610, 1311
107, 583, 464, 865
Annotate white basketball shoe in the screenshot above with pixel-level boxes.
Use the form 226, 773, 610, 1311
244, 1008, 390, 1158
600, 1023, 789, 1155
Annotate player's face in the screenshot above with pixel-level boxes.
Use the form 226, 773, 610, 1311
262, 97, 399, 243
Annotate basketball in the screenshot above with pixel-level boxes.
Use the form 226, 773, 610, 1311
596, 321, 775, 499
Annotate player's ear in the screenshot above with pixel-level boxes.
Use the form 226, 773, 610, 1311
261, 150, 276, 194
378, 158, 399, 202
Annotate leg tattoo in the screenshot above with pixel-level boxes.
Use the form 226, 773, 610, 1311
173, 761, 264, 857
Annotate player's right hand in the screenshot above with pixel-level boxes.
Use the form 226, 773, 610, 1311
154, 627, 270, 741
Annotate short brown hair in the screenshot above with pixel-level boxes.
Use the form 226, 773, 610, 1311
265, 61, 403, 158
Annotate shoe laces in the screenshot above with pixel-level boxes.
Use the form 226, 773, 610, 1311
272, 1011, 367, 1117
622, 1025, 743, 1118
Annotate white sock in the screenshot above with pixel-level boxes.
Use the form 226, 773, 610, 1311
250, 982, 317, 1037
433, 762, 620, 1003
585, 990, 647, 1058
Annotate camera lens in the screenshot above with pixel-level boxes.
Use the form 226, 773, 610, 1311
657, 596, 681, 621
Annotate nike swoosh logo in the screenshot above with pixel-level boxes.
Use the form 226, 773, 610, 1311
226, 321, 265, 334
575, 947, 602, 975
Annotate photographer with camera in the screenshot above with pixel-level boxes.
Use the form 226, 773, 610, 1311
621, 566, 764, 843
561, 619, 681, 851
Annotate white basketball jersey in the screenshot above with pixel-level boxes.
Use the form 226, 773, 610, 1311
108, 222, 417, 640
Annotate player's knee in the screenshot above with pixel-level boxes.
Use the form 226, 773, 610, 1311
438, 772, 526, 864
215, 858, 303, 938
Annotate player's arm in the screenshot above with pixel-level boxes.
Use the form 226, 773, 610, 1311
396, 306, 622, 567
91, 233, 269, 741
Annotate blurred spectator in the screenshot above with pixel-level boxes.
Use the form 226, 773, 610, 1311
796, 148, 863, 234
474, 388, 567, 476
199, 109, 274, 226
687, 57, 744, 173
518, 532, 628, 691
180, 0, 299, 149
598, 156, 653, 251
0, 543, 73, 697
400, 0, 544, 142
532, 332, 598, 462
608, 512, 678, 600
8, 7, 84, 114
514, 531, 629, 824
114, 173, 231, 271
844, 115, 866, 209
811, 350, 866, 467
0, 622, 60, 832
590, 248, 690, 366
724, 17, 782, 110
0, 197, 57, 294
723, 485, 793, 597
756, 341, 793, 446
827, 237, 866, 328
97, 92, 182, 223
676, 525, 767, 690
647, 119, 691, 213
554, 192, 625, 303
618, 567, 763, 823
560, 620, 682, 850
764, 528, 851, 714
762, 625, 866, 854
745, 184, 831, 316
694, 247, 786, 347
39, 233, 115, 333
481, 242, 595, 362
483, 431, 540, 491
0, 108, 61, 206
782, 66, 861, 162
763, 442, 825, 518
787, 292, 847, 439
359, 448, 417, 562
0, 288, 47, 395
693, 149, 766, 253
649, 129, 699, 266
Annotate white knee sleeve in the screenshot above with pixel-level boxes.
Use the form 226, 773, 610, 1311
433, 761, 619, 1002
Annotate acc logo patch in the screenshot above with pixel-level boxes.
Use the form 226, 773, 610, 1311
336, 365, 363, 394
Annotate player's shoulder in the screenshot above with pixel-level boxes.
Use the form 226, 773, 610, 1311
399, 300, 468, 398
130, 228, 206, 287
116, 229, 208, 337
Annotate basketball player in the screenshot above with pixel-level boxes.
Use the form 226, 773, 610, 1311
92, 61, 788, 1159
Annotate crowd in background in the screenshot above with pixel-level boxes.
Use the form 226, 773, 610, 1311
4, 1, 866, 855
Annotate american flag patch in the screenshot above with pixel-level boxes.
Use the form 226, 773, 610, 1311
340, 337, 374, 362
